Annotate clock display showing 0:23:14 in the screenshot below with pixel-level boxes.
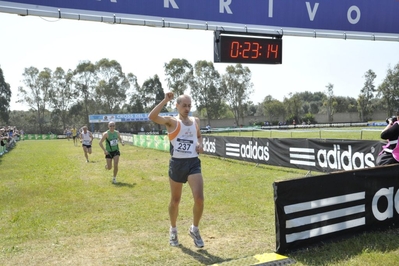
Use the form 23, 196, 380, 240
230, 41, 279, 59
220, 35, 282, 64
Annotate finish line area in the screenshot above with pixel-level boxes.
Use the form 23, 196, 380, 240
212, 252, 295, 265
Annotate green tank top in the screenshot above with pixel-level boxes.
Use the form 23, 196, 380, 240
105, 130, 119, 152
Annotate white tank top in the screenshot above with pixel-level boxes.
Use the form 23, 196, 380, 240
82, 131, 92, 145
168, 117, 198, 158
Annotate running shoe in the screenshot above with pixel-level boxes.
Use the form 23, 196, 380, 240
189, 227, 204, 248
112, 177, 117, 184
169, 230, 179, 247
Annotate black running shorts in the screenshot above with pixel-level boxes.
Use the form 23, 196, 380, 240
169, 157, 201, 183
105, 150, 120, 159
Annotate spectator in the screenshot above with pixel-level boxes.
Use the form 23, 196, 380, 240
377, 110, 399, 165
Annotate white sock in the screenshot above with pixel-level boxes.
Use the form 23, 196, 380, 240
191, 225, 198, 232
170, 226, 177, 232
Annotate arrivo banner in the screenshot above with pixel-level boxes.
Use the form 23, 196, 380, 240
2, 0, 399, 35
274, 164, 399, 253
202, 136, 384, 173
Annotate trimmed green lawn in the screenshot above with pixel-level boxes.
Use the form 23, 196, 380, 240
0, 138, 398, 266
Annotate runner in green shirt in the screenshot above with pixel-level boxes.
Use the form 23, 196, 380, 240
99, 121, 125, 184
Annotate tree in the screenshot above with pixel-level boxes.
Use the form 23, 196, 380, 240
73, 61, 97, 125
50, 67, 76, 131
9, 110, 38, 134
323, 83, 336, 123
164, 58, 193, 97
358, 69, 377, 121
0, 67, 11, 123
140, 74, 165, 112
221, 64, 253, 126
141, 75, 166, 131
125, 72, 144, 113
94, 58, 129, 114
17, 67, 52, 133
335, 96, 358, 113
263, 95, 285, 124
284, 92, 303, 124
190, 60, 223, 125
245, 101, 257, 116
297, 91, 325, 115
377, 63, 399, 117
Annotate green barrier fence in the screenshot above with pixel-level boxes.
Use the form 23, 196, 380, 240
133, 134, 169, 151
19, 134, 169, 155
24, 134, 58, 140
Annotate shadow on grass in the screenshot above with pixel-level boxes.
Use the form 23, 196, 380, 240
288, 228, 399, 265
112, 182, 136, 188
178, 245, 232, 265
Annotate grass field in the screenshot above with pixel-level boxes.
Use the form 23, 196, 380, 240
1, 134, 399, 266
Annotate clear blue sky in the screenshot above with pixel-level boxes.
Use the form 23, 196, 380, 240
1, 12, 399, 111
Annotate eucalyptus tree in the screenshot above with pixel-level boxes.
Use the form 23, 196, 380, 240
140, 74, 165, 112
358, 69, 377, 121
377, 63, 399, 117
323, 83, 337, 123
262, 95, 286, 123
125, 93, 145, 114
284, 92, 303, 124
221, 63, 253, 126
164, 58, 193, 97
189, 60, 222, 125
357, 94, 367, 122
335, 96, 358, 113
9, 110, 37, 134
68, 102, 87, 129
73, 60, 97, 124
50, 67, 76, 130
245, 101, 257, 116
296, 91, 325, 115
308, 91, 326, 114
0, 67, 11, 123
124, 72, 144, 113
94, 58, 129, 114
17, 67, 52, 133
139, 74, 166, 132
119, 73, 144, 131
254, 103, 265, 117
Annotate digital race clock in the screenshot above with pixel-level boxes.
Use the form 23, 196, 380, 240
214, 32, 283, 64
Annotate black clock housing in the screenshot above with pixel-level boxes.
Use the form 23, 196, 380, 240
214, 32, 282, 64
